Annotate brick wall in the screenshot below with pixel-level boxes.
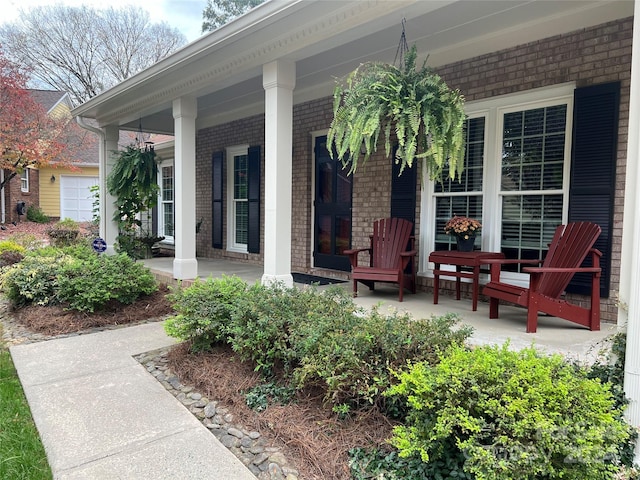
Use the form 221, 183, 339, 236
2, 169, 40, 224
193, 17, 631, 322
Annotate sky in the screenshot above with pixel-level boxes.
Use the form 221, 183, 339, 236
4, 0, 208, 43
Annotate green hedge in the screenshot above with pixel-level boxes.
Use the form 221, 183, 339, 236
387, 343, 632, 480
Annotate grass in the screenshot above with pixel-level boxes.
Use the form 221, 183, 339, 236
0, 328, 52, 480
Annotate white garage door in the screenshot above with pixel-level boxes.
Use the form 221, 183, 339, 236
60, 176, 99, 222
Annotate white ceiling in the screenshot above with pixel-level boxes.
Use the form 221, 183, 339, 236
72, 0, 633, 135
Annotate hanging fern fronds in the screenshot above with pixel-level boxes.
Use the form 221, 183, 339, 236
106, 145, 159, 227
327, 44, 466, 180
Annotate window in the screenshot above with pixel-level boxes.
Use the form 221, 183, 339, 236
434, 115, 485, 250
20, 169, 29, 192
160, 164, 174, 243
426, 84, 574, 282
500, 104, 567, 270
226, 145, 249, 252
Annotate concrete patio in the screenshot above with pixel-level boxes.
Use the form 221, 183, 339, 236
142, 257, 618, 364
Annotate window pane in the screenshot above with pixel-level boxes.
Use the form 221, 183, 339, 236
500, 103, 567, 267
434, 116, 485, 251
235, 200, 248, 245
234, 155, 248, 200
163, 204, 174, 237
162, 166, 173, 202
500, 194, 563, 271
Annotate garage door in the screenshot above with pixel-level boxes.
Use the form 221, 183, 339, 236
60, 176, 99, 222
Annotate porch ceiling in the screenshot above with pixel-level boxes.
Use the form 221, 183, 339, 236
72, 0, 632, 135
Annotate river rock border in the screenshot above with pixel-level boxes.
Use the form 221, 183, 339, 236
135, 348, 300, 480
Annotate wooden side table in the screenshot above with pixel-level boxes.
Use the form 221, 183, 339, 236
428, 250, 505, 311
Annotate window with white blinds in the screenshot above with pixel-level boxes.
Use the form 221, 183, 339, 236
500, 104, 567, 270
434, 115, 485, 251
425, 84, 574, 282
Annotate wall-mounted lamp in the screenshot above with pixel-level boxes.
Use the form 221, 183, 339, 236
50, 175, 56, 183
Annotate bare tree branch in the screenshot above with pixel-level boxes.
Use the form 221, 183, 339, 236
0, 5, 187, 105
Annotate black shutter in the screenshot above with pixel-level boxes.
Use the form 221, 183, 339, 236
567, 82, 619, 297
391, 158, 417, 229
247, 145, 261, 254
212, 151, 223, 249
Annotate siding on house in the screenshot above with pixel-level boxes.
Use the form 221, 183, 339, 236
193, 16, 631, 323
39, 166, 99, 219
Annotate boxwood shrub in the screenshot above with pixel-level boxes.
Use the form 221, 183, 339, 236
164, 275, 248, 352
387, 343, 632, 480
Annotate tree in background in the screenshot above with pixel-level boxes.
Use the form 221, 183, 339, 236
0, 5, 187, 105
0, 49, 89, 191
202, 0, 264, 32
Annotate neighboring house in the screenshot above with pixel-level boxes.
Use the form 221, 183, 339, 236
23, 90, 100, 223
72, 0, 640, 450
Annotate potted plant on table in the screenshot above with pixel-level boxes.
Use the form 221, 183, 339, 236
444, 215, 481, 251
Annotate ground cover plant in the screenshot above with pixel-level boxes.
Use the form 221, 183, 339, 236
0, 326, 52, 480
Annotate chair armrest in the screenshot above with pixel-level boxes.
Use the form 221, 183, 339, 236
343, 247, 371, 268
524, 266, 601, 274
400, 250, 417, 257
343, 247, 370, 256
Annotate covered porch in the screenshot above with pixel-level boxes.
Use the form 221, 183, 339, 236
142, 256, 615, 364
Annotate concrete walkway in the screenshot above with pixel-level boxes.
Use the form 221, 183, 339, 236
10, 322, 256, 480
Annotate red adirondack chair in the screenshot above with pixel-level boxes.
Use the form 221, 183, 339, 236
344, 218, 417, 302
482, 222, 602, 333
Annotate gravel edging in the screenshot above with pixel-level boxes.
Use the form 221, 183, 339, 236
136, 348, 300, 480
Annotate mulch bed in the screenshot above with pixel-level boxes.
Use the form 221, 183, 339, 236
12, 285, 174, 336
167, 342, 396, 480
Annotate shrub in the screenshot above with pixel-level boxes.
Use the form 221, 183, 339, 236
387, 343, 631, 480
349, 447, 473, 480
293, 307, 472, 409
228, 281, 309, 376
26, 205, 49, 223
56, 253, 157, 312
1, 254, 71, 306
46, 218, 80, 247
0, 240, 25, 256
5, 233, 44, 251
164, 275, 248, 352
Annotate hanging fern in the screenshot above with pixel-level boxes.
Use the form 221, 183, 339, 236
327, 45, 466, 180
106, 145, 159, 228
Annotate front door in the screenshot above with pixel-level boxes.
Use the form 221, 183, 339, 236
314, 135, 352, 271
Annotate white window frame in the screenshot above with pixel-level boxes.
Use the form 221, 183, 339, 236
422, 83, 575, 286
226, 145, 250, 253
158, 160, 175, 244
20, 169, 29, 193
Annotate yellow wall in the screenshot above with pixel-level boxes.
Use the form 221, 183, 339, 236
39, 166, 99, 218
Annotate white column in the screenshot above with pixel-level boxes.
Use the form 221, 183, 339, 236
172, 96, 198, 280
262, 60, 296, 286
621, 0, 640, 462
102, 125, 119, 254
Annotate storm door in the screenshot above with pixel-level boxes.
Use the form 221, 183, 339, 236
313, 135, 352, 271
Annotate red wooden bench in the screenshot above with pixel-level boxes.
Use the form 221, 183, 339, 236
344, 217, 417, 302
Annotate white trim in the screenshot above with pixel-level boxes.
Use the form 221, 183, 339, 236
20, 169, 29, 193
226, 144, 250, 253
